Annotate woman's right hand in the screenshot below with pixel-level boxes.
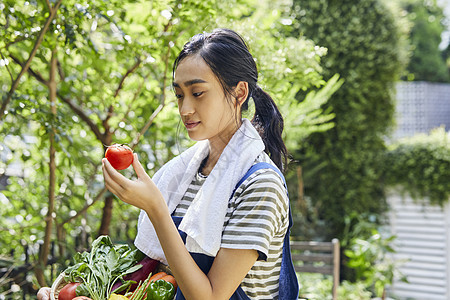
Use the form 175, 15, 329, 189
37, 287, 51, 300
102, 153, 167, 217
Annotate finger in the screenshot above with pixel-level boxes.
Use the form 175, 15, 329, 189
132, 153, 148, 179
102, 158, 131, 188
102, 159, 125, 195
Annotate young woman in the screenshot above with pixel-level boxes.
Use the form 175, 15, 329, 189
38, 28, 298, 300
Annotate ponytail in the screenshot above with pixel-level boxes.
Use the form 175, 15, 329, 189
251, 86, 288, 172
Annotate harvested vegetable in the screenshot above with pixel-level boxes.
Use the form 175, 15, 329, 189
146, 279, 175, 300
148, 272, 167, 283
64, 235, 143, 300
126, 272, 153, 300
112, 256, 159, 294
160, 275, 177, 291
105, 144, 134, 170
59, 282, 81, 300
108, 293, 130, 300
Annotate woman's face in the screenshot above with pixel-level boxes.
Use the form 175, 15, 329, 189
173, 55, 240, 143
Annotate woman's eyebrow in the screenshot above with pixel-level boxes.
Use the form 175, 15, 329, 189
173, 79, 207, 88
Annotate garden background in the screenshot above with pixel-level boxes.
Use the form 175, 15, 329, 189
1, 0, 449, 299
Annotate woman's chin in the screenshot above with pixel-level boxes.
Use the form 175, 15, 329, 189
187, 132, 206, 141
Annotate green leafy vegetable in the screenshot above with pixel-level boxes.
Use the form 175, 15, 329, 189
64, 235, 143, 300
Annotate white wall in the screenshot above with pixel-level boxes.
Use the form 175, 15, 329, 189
388, 192, 450, 299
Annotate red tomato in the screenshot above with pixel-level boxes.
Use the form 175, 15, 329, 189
105, 144, 134, 170
58, 282, 81, 300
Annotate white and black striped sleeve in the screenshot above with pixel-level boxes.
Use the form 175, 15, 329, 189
221, 169, 288, 260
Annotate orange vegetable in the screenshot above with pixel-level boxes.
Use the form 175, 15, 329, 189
160, 274, 177, 290
149, 272, 167, 282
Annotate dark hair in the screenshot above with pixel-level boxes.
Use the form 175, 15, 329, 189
172, 28, 288, 172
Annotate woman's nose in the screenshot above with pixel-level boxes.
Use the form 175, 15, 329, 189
179, 97, 195, 116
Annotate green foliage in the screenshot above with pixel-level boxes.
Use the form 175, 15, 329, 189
342, 213, 407, 298
64, 235, 143, 300
0, 0, 337, 294
398, 0, 449, 82
282, 74, 343, 150
337, 281, 374, 300
382, 127, 450, 206
221, 1, 338, 151
298, 273, 372, 300
288, 0, 407, 240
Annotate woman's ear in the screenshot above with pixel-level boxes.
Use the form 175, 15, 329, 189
234, 81, 249, 107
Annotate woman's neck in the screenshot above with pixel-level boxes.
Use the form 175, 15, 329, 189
200, 141, 225, 176
200, 118, 243, 175
201, 129, 239, 175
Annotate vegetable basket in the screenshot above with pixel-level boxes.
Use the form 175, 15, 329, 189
50, 272, 67, 300
49, 236, 175, 300
50, 263, 173, 300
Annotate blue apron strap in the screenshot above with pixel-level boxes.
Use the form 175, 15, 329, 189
237, 162, 299, 300
173, 162, 299, 300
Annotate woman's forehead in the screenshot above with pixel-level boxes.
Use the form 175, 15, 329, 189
174, 55, 215, 86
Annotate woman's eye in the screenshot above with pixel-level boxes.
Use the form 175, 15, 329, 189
175, 94, 183, 99
193, 92, 203, 97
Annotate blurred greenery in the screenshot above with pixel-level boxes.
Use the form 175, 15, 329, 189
341, 212, 408, 298
382, 127, 450, 206
286, 0, 407, 243
299, 273, 373, 300
398, 0, 450, 82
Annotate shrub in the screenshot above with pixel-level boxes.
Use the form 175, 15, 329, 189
288, 0, 407, 240
382, 127, 450, 205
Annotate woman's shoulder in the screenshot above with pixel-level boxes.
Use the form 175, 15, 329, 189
248, 152, 285, 184
233, 153, 287, 200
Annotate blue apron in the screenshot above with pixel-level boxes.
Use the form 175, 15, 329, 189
172, 162, 299, 300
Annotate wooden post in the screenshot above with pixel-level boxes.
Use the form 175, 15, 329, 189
296, 165, 307, 215
331, 238, 340, 300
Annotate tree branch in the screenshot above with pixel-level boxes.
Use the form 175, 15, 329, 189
130, 23, 173, 149
0, 0, 63, 120
102, 104, 114, 142
114, 58, 141, 98
9, 53, 106, 146
0, 50, 14, 83
61, 187, 107, 225
130, 103, 164, 149
36, 47, 58, 287
56, 59, 65, 81
5, 36, 27, 49
102, 57, 142, 138
44, 0, 51, 11
57, 92, 106, 143
122, 72, 149, 123
9, 53, 49, 86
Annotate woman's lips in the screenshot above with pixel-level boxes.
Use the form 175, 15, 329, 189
184, 121, 200, 129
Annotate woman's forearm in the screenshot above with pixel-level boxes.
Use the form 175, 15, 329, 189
146, 208, 215, 300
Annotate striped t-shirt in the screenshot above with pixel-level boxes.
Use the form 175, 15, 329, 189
173, 153, 289, 299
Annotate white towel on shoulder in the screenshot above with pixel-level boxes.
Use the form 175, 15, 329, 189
134, 119, 265, 264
